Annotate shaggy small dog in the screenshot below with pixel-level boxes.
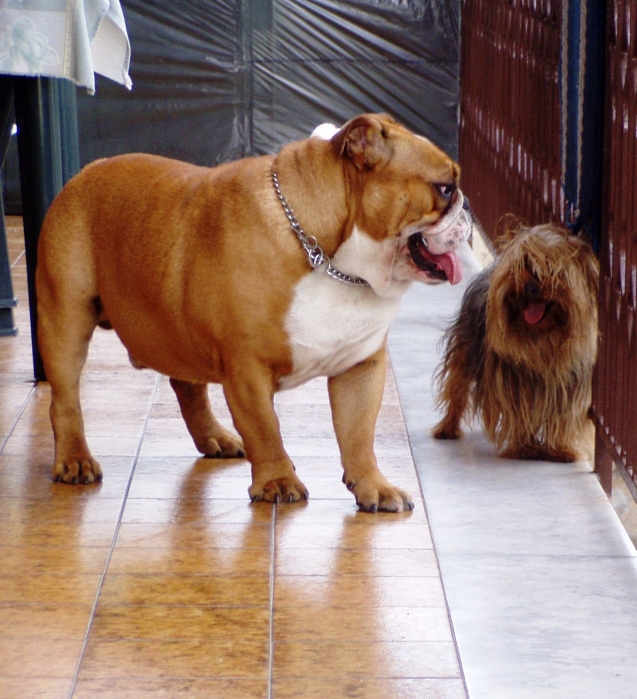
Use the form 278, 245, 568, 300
432, 223, 599, 462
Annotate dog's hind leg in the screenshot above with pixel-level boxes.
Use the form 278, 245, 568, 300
432, 373, 470, 439
433, 269, 489, 440
36, 269, 102, 484
169, 378, 245, 458
35, 185, 110, 483
432, 343, 474, 440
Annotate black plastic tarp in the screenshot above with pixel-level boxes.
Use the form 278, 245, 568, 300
76, 0, 460, 167
2, 0, 460, 210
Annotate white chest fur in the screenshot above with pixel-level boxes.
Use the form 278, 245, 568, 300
279, 272, 401, 390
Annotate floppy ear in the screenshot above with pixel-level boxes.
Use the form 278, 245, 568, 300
331, 114, 394, 170
493, 214, 525, 253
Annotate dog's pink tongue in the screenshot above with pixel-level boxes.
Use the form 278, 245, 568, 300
419, 247, 463, 285
436, 251, 462, 285
524, 301, 546, 324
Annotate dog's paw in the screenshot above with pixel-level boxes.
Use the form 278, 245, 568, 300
52, 456, 103, 485
249, 474, 309, 504
199, 432, 245, 459
432, 418, 462, 440
545, 447, 579, 463
499, 445, 578, 463
344, 474, 414, 513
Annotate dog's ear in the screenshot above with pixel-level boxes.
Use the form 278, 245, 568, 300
493, 214, 525, 253
331, 114, 394, 170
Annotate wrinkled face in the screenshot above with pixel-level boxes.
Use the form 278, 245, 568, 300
329, 116, 471, 296
401, 187, 470, 286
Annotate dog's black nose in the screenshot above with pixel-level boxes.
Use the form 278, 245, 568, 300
524, 281, 541, 298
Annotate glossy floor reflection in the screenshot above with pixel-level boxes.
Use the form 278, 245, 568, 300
0, 218, 467, 699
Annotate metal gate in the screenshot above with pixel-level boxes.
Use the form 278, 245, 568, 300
594, 0, 637, 497
458, 0, 563, 235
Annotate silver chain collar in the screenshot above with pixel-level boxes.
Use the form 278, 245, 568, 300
271, 170, 370, 287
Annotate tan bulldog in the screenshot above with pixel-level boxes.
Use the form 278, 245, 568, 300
36, 113, 470, 512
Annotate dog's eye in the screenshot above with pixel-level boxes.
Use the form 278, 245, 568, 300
436, 183, 455, 200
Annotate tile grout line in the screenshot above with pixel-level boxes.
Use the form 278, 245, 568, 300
66, 371, 162, 699
10, 248, 25, 268
0, 382, 35, 454
267, 503, 276, 699
388, 360, 472, 699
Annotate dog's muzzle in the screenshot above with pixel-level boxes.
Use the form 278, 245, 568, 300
408, 192, 471, 285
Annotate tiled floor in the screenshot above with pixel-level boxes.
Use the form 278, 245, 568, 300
6, 215, 637, 699
0, 216, 467, 699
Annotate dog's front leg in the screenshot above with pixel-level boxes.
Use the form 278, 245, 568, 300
222, 366, 308, 504
328, 345, 414, 513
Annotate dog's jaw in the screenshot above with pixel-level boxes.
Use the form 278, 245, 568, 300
330, 226, 413, 298
331, 223, 467, 296
330, 187, 471, 296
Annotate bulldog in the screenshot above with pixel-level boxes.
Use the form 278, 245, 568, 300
36, 113, 470, 512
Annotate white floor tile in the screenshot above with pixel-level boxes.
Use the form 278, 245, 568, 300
389, 245, 637, 699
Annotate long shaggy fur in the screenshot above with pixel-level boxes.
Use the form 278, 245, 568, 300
432, 223, 599, 462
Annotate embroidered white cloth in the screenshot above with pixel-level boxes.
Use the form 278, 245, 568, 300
0, 0, 132, 94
